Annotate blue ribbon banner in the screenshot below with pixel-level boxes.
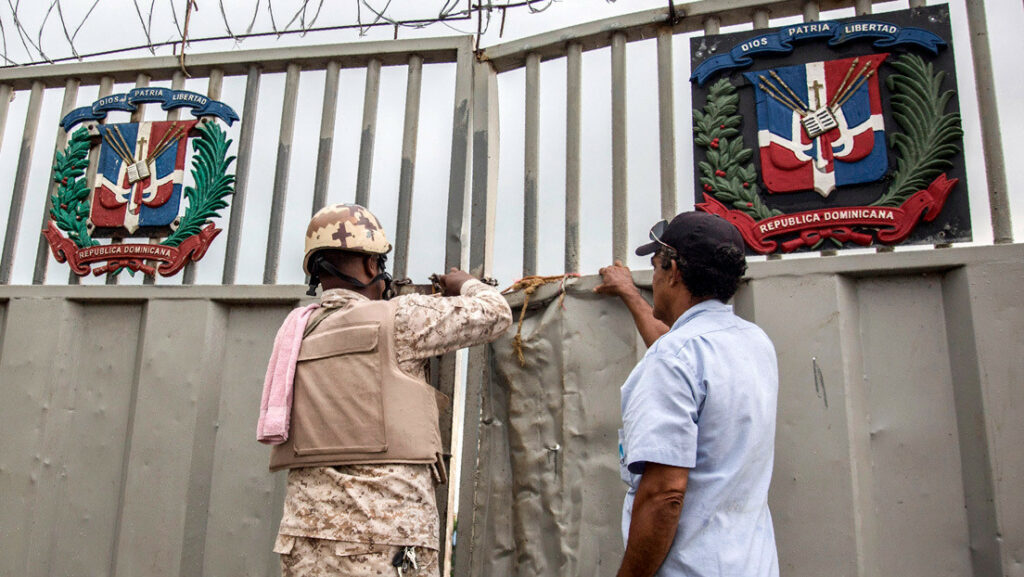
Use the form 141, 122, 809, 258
60, 88, 240, 131
691, 20, 946, 85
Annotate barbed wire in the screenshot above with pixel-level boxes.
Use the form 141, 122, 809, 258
0, 0, 561, 68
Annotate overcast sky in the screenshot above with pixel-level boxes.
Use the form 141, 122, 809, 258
0, 0, 1021, 286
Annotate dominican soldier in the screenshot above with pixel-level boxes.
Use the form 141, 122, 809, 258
264, 204, 512, 577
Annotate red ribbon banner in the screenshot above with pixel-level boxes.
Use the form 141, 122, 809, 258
697, 174, 958, 254
43, 221, 222, 277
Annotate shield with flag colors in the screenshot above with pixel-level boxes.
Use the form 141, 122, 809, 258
90, 120, 198, 235
743, 53, 889, 197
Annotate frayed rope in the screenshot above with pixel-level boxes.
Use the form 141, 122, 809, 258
502, 273, 580, 366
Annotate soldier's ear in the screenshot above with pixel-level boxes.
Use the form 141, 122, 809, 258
363, 254, 378, 276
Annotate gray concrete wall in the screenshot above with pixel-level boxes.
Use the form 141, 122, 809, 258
2, 244, 1022, 577
459, 243, 1024, 577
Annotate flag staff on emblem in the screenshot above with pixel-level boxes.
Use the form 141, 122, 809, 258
769, 70, 811, 112
101, 129, 135, 165
830, 66, 876, 112
758, 76, 807, 116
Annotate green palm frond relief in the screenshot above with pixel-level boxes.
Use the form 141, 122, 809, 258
50, 127, 98, 248
874, 53, 962, 207
162, 121, 236, 248
694, 78, 782, 221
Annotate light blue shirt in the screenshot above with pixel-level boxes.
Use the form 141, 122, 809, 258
619, 300, 779, 577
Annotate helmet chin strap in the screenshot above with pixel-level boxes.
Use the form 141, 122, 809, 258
307, 254, 395, 299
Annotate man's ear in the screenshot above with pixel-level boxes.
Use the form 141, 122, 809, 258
668, 259, 683, 286
363, 254, 378, 277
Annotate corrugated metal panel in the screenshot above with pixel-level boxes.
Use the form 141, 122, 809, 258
0, 291, 296, 577
457, 243, 1024, 577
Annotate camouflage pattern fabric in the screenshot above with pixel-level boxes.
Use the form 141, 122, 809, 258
277, 279, 513, 570
275, 535, 439, 577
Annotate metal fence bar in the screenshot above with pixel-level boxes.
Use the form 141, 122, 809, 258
355, 59, 381, 207
439, 42, 474, 576
33, 79, 80, 284
657, 27, 677, 220
311, 61, 340, 216
70, 76, 115, 284
469, 60, 500, 280
446, 41, 473, 270
704, 16, 721, 41
523, 52, 540, 276
182, 69, 225, 285
908, 0, 925, 7
393, 55, 423, 280
107, 73, 152, 286
611, 32, 628, 264
964, 0, 1013, 243
854, 0, 872, 15
803, 1, 820, 22
455, 60, 500, 577
143, 71, 185, 285
0, 84, 12, 150
0, 81, 45, 285
565, 42, 582, 273
753, 9, 770, 29
263, 63, 301, 284
222, 65, 261, 284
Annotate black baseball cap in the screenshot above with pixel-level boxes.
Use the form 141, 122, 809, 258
635, 211, 744, 257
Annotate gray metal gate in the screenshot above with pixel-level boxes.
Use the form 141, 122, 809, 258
0, 1, 1019, 576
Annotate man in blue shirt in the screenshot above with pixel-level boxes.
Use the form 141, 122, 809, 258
595, 211, 779, 577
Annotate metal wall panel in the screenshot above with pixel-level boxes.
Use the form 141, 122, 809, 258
0, 290, 301, 577
457, 243, 1024, 577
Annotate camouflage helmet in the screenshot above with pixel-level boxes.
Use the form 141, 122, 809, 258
303, 203, 392, 274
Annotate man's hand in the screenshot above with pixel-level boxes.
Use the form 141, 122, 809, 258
595, 261, 640, 298
437, 268, 475, 297
594, 260, 670, 347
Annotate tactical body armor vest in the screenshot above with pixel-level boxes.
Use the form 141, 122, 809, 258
270, 299, 449, 478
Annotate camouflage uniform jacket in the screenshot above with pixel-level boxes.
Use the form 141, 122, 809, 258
276, 279, 512, 551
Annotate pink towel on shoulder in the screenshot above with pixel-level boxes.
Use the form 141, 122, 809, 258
257, 303, 320, 444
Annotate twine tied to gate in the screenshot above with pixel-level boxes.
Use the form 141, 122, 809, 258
502, 273, 579, 366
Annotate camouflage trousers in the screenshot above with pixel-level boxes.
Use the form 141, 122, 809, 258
276, 535, 439, 577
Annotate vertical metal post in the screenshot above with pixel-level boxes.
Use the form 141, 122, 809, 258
393, 55, 423, 280
523, 52, 540, 276
439, 41, 474, 577
752, 9, 770, 29
70, 76, 115, 284
311, 61, 340, 216
180, 69, 225, 285
611, 32, 628, 264
657, 27, 677, 220
454, 59, 500, 577
854, 0, 872, 15
263, 63, 301, 284
803, 1, 820, 22
0, 81, 45, 285
469, 60, 500, 279
565, 42, 582, 274
964, 0, 1013, 243
704, 16, 721, 36
222, 65, 261, 284
908, 0, 925, 7
113, 72, 150, 287
143, 71, 185, 285
0, 84, 13, 151
356, 58, 381, 207
33, 78, 80, 284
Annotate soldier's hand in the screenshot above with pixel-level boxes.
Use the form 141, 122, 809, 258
438, 268, 474, 296
595, 261, 639, 298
